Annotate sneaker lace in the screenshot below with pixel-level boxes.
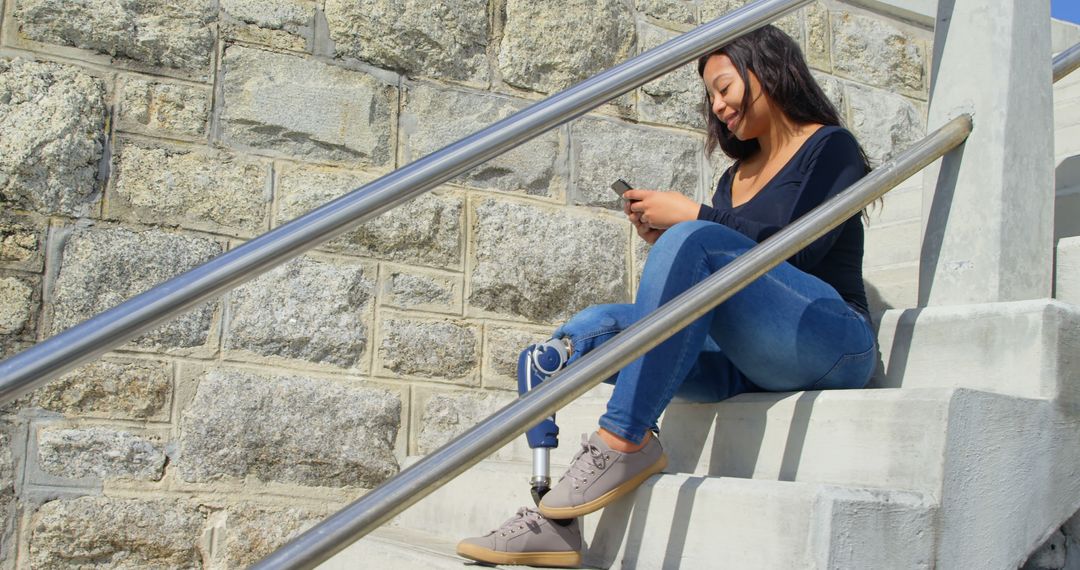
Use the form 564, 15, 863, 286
561, 434, 608, 490
488, 507, 544, 537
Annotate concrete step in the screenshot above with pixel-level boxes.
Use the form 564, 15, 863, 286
864, 261, 918, 311
864, 218, 920, 268
318, 527, 470, 570
319, 526, 585, 569
391, 387, 1080, 569
506, 386, 953, 494
872, 299, 1080, 409
390, 457, 935, 569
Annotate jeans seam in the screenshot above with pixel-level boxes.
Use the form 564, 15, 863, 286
564, 327, 622, 344
809, 341, 876, 390
610, 253, 712, 442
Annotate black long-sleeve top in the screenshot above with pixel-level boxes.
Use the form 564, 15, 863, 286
697, 126, 870, 319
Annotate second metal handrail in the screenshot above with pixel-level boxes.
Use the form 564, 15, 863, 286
1054, 41, 1080, 82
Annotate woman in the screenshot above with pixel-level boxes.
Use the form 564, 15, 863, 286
458, 25, 876, 568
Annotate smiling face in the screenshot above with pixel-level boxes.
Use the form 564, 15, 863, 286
701, 54, 772, 142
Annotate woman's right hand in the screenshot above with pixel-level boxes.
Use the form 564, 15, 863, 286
624, 198, 665, 244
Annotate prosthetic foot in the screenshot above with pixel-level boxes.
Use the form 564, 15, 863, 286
518, 337, 571, 506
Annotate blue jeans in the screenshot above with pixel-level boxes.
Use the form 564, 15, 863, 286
551, 220, 876, 445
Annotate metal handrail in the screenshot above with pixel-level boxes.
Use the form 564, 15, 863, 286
253, 115, 974, 569
1054, 41, 1080, 83
0, 0, 811, 404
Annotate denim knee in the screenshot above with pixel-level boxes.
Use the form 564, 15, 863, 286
650, 221, 755, 262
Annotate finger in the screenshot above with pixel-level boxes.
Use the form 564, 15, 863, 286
623, 189, 648, 201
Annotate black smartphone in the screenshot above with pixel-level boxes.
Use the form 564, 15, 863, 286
610, 179, 634, 198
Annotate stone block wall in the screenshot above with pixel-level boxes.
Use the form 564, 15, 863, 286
0, 0, 930, 566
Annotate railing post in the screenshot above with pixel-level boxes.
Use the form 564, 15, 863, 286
918, 0, 1055, 306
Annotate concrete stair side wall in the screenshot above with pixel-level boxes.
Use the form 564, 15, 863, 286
939, 389, 1080, 569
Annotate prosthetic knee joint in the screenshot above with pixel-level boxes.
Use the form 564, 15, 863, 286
518, 337, 571, 505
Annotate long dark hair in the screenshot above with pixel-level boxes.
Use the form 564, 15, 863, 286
697, 25, 868, 172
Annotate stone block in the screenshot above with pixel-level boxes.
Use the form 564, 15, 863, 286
700, 1, 803, 44
32, 358, 172, 421
414, 388, 515, 455
0, 424, 14, 506
469, 199, 629, 323
811, 71, 845, 116
221, 46, 396, 166
571, 117, 701, 209
116, 77, 210, 138
636, 0, 696, 26
220, 503, 321, 568
221, 0, 314, 52
50, 227, 223, 353
13, 0, 215, 75
29, 496, 205, 569
37, 426, 166, 481
637, 25, 706, 130
0, 211, 45, 272
831, 11, 926, 97
0, 422, 14, 564
0, 339, 30, 363
0, 274, 35, 338
498, 0, 635, 93
109, 140, 270, 237
806, 2, 830, 71
400, 83, 566, 199
276, 165, 463, 267
482, 325, 551, 390
381, 265, 462, 315
177, 368, 400, 488
325, 0, 489, 84
225, 255, 374, 369
0, 58, 106, 217
377, 316, 479, 382
846, 84, 924, 167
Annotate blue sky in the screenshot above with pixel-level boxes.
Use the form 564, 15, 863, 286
1054, 0, 1080, 24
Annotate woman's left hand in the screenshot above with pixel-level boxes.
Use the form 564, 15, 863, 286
622, 189, 700, 229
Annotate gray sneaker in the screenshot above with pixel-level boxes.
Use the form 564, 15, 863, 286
456, 507, 582, 568
538, 432, 667, 519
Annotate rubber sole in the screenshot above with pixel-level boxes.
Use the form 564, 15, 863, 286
537, 453, 668, 519
456, 542, 583, 568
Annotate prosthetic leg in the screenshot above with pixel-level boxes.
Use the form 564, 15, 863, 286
517, 337, 571, 506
